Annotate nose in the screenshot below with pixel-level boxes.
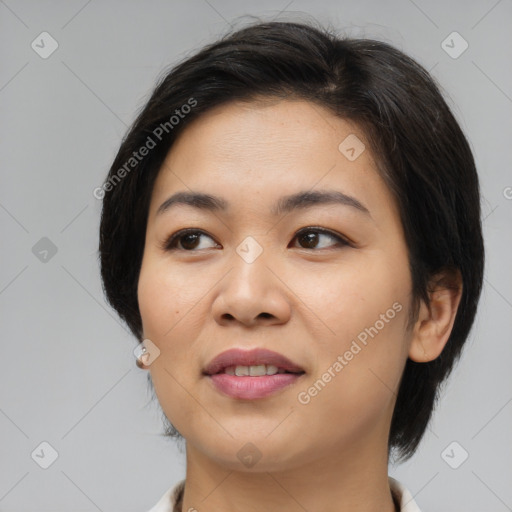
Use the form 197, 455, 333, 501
211, 250, 292, 327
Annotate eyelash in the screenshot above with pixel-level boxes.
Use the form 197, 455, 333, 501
160, 227, 353, 252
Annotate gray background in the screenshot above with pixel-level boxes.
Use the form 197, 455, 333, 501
1, 0, 511, 510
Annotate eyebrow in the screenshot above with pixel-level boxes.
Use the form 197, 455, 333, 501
156, 189, 371, 218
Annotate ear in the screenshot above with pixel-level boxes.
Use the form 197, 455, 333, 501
409, 268, 463, 362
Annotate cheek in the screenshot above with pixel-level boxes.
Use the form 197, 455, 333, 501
137, 256, 213, 390
297, 304, 408, 439
138, 261, 203, 429
137, 256, 204, 338
294, 255, 409, 405
292, 254, 407, 338
137, 272, 172, 338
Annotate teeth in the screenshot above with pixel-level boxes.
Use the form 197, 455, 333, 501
235, 365, 249, 376
224, 364, 283, 376
249, 365, 266, 376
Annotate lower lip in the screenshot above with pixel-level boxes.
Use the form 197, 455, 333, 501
207, 373, 304, 400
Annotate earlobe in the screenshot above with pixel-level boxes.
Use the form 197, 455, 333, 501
408, 268, 463, 363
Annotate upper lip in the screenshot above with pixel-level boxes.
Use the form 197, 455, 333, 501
203, 348, 305, 375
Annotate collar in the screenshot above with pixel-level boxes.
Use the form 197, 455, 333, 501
147, 476, 422, 512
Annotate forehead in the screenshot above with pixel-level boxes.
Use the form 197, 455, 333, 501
149, 99, 397, 224
166, 98, 367, 168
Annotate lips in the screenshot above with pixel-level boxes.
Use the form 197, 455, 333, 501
203, 348, 305, 376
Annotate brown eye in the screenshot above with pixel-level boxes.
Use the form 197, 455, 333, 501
161, 227, 351, 252
292, 228, 350, 250
162, 229, 217, 251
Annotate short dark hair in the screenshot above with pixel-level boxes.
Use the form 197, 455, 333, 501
98, 19, 484, 463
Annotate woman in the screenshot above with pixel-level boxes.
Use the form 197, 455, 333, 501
98, 20, 484, 512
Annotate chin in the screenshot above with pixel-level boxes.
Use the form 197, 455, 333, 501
193, 433, 309, 473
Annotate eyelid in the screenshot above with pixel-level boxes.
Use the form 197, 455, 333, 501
296, 226, 354, 247
160, 226, 354, 252
158, 228, 215, 252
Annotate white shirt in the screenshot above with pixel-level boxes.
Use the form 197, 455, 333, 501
146, 476, 422, 511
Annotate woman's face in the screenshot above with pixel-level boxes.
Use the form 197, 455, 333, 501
137, 99, 415, 471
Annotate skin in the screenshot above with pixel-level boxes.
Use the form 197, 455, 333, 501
137, 98, 462, 512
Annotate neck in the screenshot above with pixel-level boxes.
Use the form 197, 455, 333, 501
180, 436, 397, 512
